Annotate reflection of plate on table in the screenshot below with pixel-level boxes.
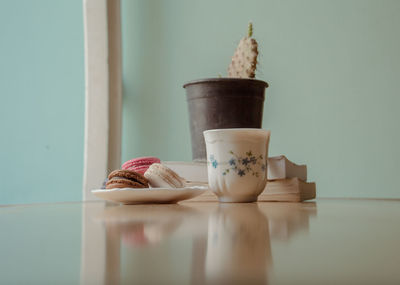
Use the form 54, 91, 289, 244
95, 204, 201, 247
91, 186, 208, 205
95, 203, 198, 223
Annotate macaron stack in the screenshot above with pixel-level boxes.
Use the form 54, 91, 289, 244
105, 156, 186, 190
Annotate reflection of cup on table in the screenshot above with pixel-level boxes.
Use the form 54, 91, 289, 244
204, 129, 271, 202
205, 203, 271, 284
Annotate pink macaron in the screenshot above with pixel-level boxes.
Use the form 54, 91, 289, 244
121, 156, 161, 175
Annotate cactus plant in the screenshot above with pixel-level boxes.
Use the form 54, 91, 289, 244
228, 22, 259, 78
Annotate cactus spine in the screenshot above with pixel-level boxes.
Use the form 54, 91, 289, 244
227, 22, 259, 78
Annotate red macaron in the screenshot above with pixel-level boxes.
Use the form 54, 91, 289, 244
121, 156, 161, 175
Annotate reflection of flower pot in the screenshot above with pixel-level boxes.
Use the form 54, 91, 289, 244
184, 78, 268, 161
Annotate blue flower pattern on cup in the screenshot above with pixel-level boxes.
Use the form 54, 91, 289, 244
210, 155, 218, 169
209, 151, 267, 177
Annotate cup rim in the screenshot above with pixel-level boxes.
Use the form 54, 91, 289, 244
203, 128, 270, 135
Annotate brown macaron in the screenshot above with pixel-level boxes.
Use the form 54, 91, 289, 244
106, 169, 149, 189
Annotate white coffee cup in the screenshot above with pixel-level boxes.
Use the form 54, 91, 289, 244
203, 128, 271, 203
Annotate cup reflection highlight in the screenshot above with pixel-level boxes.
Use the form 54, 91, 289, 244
205, 203, 271, 284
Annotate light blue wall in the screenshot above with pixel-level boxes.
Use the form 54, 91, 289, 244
121, 0, 400, 198
0, 0, 85, 204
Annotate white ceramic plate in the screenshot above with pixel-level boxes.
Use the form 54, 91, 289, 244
91, 186, 208, 205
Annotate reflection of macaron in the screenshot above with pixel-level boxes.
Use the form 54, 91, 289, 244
106, 169, 149, 189
144, 163, 185, 188
122, 224, 149, 247
121, 156, 161, 175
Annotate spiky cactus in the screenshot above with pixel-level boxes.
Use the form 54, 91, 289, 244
228, 22, 259, 78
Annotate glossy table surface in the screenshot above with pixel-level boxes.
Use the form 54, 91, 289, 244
1, 199, 400, 284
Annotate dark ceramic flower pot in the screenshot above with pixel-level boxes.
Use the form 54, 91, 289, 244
183, 78, 268, 161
